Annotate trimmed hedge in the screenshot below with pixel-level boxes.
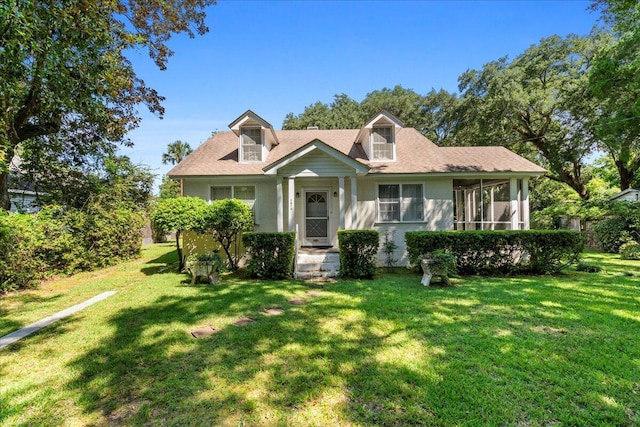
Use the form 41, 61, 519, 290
242, 232, 295, 279
0, 205, 145, 292
338, 230, 379, 279
405, 230, 584, 275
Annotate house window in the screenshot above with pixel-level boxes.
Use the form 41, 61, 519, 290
240, 128, 262, 162
372, 126, 394, 160
377, 184, 424, 222
210, 185, 256, 215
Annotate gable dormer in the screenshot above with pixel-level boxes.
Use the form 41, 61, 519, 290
228, 110, 279, 163
355, 110, 404, 162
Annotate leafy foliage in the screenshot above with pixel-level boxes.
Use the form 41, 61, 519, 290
0, 0, 215, 209
619, 241, 640, 260
242, 232, 295, 279
158, 176, 181, 199
589, 0, 640, 190
576, 261, 602, 273
381, 231, 398, 271
592, 216, 634, 254
282, 87, 459, 146
0, 204, 144, 292
16, 144, 155, 210
150, 197, 206, 269
455, 32, 613, 200
195, 199, 253, 271
426, 250, 457, 286
406, 230, 584, 275
338, 230, 380, 279
162, 140, 193, 165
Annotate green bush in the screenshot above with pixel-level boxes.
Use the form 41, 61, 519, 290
619, 241, 640, 260
428, 250, 457, 286
576, 262, 602, 273
338, 230, 379, 279
592, 217, 632, 253
0, 203, 145, 293
405, 230, 584, 275
242, 232, 295, 279
196, 199, 253, 271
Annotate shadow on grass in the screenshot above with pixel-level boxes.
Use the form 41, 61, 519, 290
140, 249, 180, 276
59, 269, 640, 426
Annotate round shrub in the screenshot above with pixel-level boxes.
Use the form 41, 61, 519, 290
619, 241, 640, 260
592, 217, 631, 253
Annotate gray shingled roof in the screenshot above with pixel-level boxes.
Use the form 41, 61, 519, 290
168, 128, 546, 177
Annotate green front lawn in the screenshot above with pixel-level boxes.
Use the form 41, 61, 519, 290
1, 244, 639, 426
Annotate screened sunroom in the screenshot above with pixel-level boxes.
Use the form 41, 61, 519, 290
453, 178, 530, 230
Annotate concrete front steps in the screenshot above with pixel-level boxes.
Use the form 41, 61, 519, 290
295, 248, 340, 280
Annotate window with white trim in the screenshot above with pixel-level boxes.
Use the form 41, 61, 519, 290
377, 184, 424, 222
210, 185, 257, 217
240, 128, 262, 162
371, 126, 394, 160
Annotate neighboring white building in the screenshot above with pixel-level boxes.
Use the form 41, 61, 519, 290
168, 110, 546, 266
610, 188, 640, 203
8, 189, 41, 213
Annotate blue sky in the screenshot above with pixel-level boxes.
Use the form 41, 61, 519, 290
122, 0, 600, 190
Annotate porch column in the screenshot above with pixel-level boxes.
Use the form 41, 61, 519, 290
522, 178, 530, 230
509, 177, 518, 230
338, 176, 345, 229
350, 175, 357, 229
276, 177, 283, 232
288, 177, 295, 231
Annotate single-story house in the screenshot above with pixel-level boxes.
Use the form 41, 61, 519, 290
168, 110, 546, 273
610, 188, 640, 203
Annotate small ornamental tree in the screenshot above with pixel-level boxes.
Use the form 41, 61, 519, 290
196, 199, 253, 271
150, 197, 206, 270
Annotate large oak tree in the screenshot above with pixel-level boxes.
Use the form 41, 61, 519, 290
589, 0, 640, 190
455, 32, 613, 200
0, 0, 216, 210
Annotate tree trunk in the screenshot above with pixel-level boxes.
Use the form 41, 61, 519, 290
0, 171, 10, 211
176, 230, 184, 271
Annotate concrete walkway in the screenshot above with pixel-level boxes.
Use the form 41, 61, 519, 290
0, 291, 116, 350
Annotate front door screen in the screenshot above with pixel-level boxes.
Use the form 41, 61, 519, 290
305, 192, 328, 243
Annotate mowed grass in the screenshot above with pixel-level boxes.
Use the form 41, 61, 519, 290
1, 244, 639, 427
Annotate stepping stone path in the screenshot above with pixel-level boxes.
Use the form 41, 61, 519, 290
305, 291, 322, 298
234, 317, 255, 326
189, 288, 323, 337
191, 326, 217, 338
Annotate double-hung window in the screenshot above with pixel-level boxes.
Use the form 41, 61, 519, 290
371, 126, 394, 160
210, 185, 257, 220
240, 128, 262, 162
377, 184, 424, 222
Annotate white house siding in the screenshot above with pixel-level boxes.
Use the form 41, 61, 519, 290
278, 149, 357, 178
357, 176, 454, 266
182, 175, 279, 231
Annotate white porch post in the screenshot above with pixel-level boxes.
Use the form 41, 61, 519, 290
350, 175, 357, 229
276, 177, 283, 232
510, 177, 518, 230
338, 176, 345, 229
522, 178, 530, 230
288, 177, 295, 231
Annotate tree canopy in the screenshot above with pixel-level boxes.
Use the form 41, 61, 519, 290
150, 196, 207, 270
455, 32, 613, 199
282, 87, 459, 146
589, 0, 640, 190
162, 140, 193, 165
0, 0, 216, 209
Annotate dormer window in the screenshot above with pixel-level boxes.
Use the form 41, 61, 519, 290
372, 126, 394, 160
241, 128, 262, 162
